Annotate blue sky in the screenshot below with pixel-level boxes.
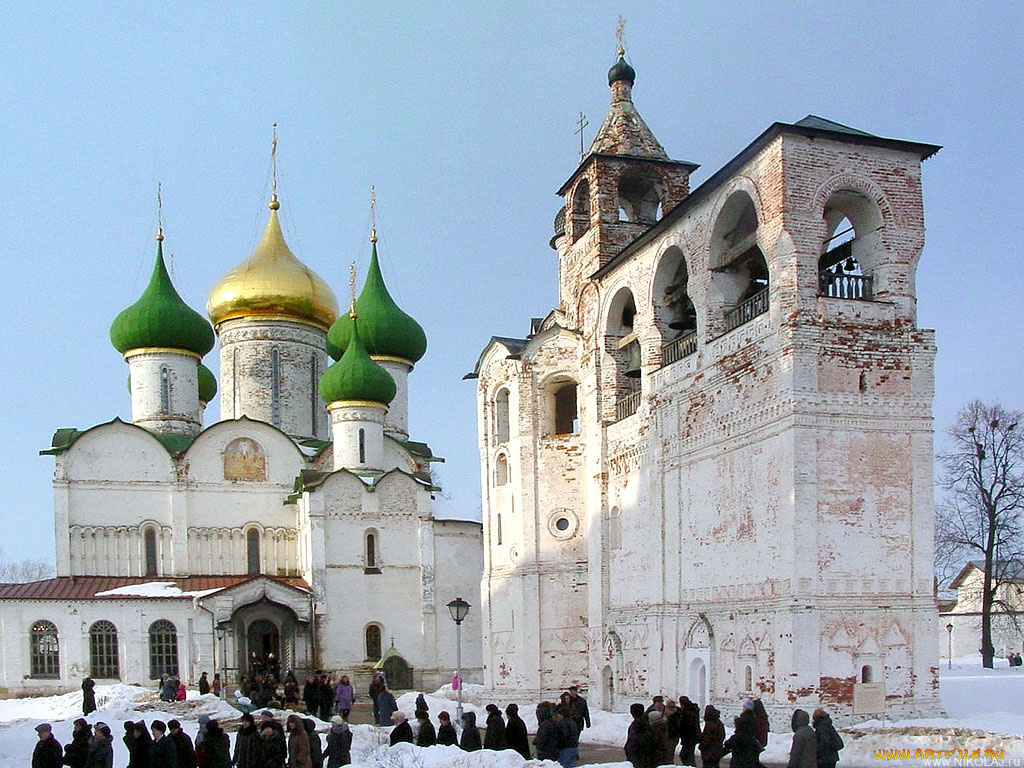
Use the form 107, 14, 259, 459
1, 2, 1021, 563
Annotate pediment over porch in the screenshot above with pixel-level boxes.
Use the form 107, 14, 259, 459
197, 575, 312, 625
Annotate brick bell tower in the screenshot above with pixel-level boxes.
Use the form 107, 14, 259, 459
551, 46, 699, 328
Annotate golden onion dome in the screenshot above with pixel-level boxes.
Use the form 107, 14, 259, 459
207, 203, 339, 330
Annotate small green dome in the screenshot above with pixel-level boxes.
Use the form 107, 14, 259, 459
319, 315, 396, 405
326, 241, 427, 363
198, 363, 218, 404
110, 240, 215, 356
608, 56, 636, 86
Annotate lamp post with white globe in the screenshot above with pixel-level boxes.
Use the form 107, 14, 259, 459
447, 597, 471, 721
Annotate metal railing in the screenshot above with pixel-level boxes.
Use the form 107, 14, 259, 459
661, 330, 697, 367
819, 271, 873, 300
723, 288, 769, 333
614, 390, 642, 422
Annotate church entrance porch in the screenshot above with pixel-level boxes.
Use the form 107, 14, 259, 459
196, 576, 313, 686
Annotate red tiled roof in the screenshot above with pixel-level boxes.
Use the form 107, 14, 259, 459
0, 574, 311, 600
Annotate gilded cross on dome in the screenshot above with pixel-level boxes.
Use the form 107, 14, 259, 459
616, 15, 627, 57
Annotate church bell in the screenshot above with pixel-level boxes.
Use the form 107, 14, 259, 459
624, 343, 642, 378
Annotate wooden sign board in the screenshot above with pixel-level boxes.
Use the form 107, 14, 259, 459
853, 682, 886, 715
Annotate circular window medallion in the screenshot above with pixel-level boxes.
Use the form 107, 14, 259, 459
548, 508, 578, 540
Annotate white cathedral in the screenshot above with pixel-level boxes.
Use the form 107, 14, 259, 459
0, 185, 483, 696
471, 51, 942, 719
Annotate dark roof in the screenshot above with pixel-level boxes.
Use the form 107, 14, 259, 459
464, 336, 529, 380
592, 115, 941, 280
0, 574, 310, 601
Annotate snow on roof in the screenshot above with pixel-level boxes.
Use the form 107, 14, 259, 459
93, 581, 222, 598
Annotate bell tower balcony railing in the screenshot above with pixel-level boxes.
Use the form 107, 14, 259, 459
614, 390, 642, 422
723, 287, 769, 334
819, 271, 873, 300
661, 330, 697, 367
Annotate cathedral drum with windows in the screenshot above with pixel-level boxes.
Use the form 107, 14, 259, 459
0, 193, 482, 695
471, 51, 941, 719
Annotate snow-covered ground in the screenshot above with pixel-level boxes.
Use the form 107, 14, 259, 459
3, 658, 1022, 767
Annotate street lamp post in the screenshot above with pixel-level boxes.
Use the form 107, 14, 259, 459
447, 597, 471, 722
215, 626, 227, 699
946, 623, 954, 670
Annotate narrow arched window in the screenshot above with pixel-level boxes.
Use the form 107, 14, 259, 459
359, 428, 366, 464
861, 664, 873, 683
496, 513, 502, 546
144, 528, 158, 576
365, 624, 382, 661
271, 348, 281, 427
495, 454, 509, 486
553, 382, 579, 434
160, 366, 171, 413
30, 621, 60, 678
148, 620, 178, 679
494, 389, 510, 444
609, 507, 622, 550
232, 348, 240, 419
247, 529, 261, 574
744, 665, 753, 691
89, 620, 119, 679
365, 531, 379, 573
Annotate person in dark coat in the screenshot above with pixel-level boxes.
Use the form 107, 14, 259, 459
699, 705, 726, 768
198, 721, 231, 768
255, 723, 287, 768
167, 721, 195, 768
317, 676, 334, 722
304, 718, 323, 768
415, 694, 429, 713
752, 700, 770, 750
647, 710, 668, 768
505, 703, 530, 759
161, 676, 177, 703
679, 696, 702, 766
624, 703, 652, 768
436, 711, 457, 746
389, 712, 414, 746
566, 687, 591, 732
198, 673, 211, 695
555, 709, 580, 768
33, 724, 63, 768
376, 688, 398, 727
811, 710, 843, 768
303, 678, 319, 716
147, 721, 177, 768
367, 674, 385, 724
63, 718, 93, 768
283, 673, 300, 705
324, 717, 352, 768
483, 704, 506, 750
724, 710, 763, 768
414, 710, 436, 747
459, 711, 482, 751
84, 723, 113, 768
82, 677, 97, 715
126, 721, 152, 768
664, 699, 682, 764
787, 710, 816, 768
233, 713, 259, 768
535, 703, 560, 762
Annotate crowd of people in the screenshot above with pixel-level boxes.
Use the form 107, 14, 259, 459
623, 696, 844, 768
33, 674, 848, 768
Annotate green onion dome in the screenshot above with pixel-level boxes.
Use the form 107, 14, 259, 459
325, 240, 427, 363
319, 314, 396, 405
197, 363, 218, 404
110, 237, 215, 356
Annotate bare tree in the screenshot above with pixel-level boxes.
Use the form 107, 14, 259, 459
936, 401, 1024, 668
0, 548, 54, 583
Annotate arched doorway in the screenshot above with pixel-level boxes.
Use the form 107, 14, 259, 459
689, 657, 707, 708
603, 665, 615, 710
247, 619, 280, 678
